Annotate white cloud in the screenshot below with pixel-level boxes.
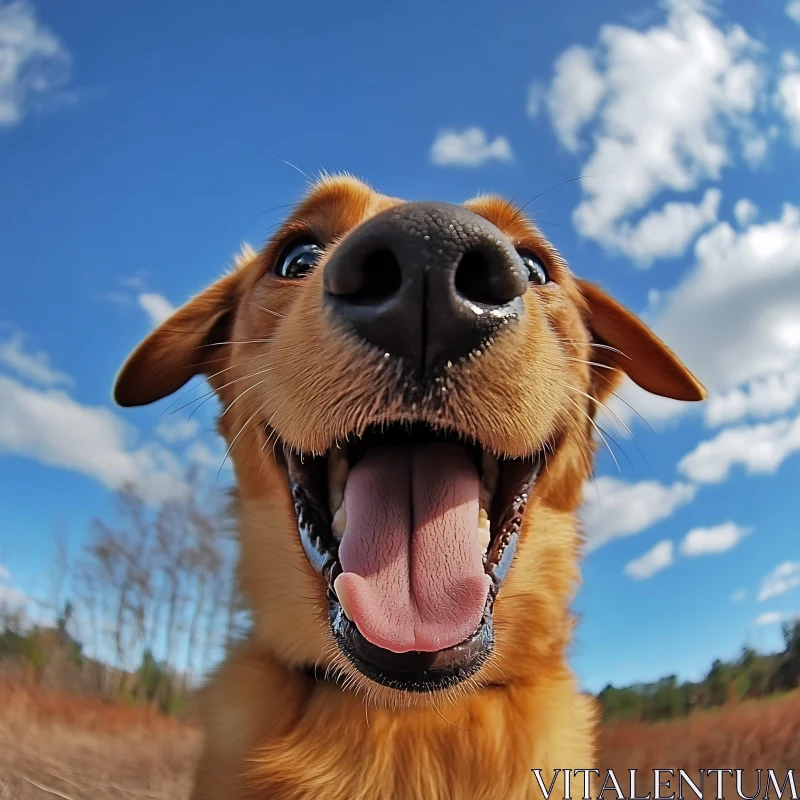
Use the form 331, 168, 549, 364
754, 611, 784, 627
680, 521, 750, 556
777, 58, 800, 145
156, 417, 199, 443
0, 373, 187, 505
0, 583, 29, 610
0, 329, 72, 387
544, 46, 605, 152
678, 412, 800, 483
612, 188, 721, 267
758, 561, 800, 602
542, 0, 765, 261
731, 588, 747, 603
733, 198, 758, 227
788, 0, 800, 25
612, 203, 800, 429
138, 293, 175, 327
624, 540, 674, 580
0, 0, 71, 127
185, 440, 228, 471
430, 128, 513, 167
704, 364, 800, 426
526, 82, 545, 118
741, 132, 769, 166
0, 563, 10, 582
581, 476, 696, 552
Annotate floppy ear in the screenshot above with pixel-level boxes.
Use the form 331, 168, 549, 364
579, 280, 706, 403
113, 270, 242, 407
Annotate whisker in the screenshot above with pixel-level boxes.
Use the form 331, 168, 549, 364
591, 342, 631, 360
272, 156, 314, 183
168, 366, 274, 417
566, 395, 622, 475
218, 399, 268, 478
162, 350, 270, 414
219, 376, 274, 419
300, 131, 329, 179
241, 298, 284, 319
567, 385, 634, 441
520, 175, 587, 212
602, 379, 657, 437
565, 357, 618, 372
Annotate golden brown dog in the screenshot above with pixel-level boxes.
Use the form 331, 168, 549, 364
114, 176, 704, 799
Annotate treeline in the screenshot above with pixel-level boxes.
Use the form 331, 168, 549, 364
0, 470, 248, 714
599, 621, 800, 723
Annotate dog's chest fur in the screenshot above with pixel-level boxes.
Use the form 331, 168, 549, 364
192, 643, 595, 800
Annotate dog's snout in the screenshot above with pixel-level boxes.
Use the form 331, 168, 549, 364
323, 202, 528, 373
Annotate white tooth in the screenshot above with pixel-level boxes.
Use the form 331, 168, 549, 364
328, 448, 349, 513
332, 505, 347, 539
477, 521, 491, 553
334, 574, 354, 621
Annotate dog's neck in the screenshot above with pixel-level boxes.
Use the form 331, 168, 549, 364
214, 643, 596, 798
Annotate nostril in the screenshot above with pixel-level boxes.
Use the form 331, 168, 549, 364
342, 249, 403, 305
455, 248, 520, 306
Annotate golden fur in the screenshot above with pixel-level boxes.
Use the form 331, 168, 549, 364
114, 176, 704, 799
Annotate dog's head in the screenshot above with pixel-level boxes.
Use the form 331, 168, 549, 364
114, 176, 704, 701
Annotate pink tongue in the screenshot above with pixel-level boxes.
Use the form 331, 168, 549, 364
337, 442, 490, 653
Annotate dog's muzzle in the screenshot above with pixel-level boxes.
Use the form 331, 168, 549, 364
323, 201, 529, 375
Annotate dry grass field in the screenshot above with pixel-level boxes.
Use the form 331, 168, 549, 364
2, 679, 799, 798
0, 680, 200, 799
598, 691, 800, 797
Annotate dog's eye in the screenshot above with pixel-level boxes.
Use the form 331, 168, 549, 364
519, 252, 548, 286
275, 240, 323, 278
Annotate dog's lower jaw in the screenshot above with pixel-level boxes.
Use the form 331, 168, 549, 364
190, 639, 596, 800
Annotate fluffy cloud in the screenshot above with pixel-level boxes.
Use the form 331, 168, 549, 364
0, 373, 187, 505
613, 188, 721, 267
624, 540, 674, 580
138, 293, 175, 327
612, 202, 800, 429
0, 1, 71, 127
544, 46, 605, 152
540, 0, 764, 262
430, 128, 513, 167
581, 476, 696, 552
733, 198, 758, 227
789, 0, 800, 24
758, 561, 800, 602
754, 611, 784, 627
655, 205, 800, 390
156, 417, 200, 443
680, 522, 750, 556
0, 328, 72, 387
678, 412, 800, 483
777, 54, 800, 145
704, 365, 800, 427
0, 584, 29, 610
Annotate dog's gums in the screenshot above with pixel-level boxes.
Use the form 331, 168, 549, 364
283, 422, 544, 692
112, 175, 706, 798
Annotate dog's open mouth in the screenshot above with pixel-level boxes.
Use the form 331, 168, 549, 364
283, 423, 543, 693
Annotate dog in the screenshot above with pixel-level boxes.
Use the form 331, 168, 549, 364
113, 175, 705, 799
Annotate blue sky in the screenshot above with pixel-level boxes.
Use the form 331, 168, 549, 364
1, 0, 799, 692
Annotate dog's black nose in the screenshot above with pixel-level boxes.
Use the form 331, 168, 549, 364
323, 202, 528, 373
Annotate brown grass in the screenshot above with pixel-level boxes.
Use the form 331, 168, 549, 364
0, 679, 200, 799
2, 680, 799, 798
598, 691, 800, 796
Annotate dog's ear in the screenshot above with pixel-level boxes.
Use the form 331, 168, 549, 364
113, 270, 242, 407
579, 280, 706, 403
